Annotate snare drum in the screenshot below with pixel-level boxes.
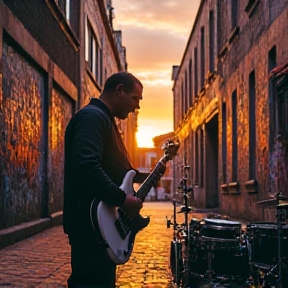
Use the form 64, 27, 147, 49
200, 218, 241, 240
189, 218, 249, 277
247, 222, 288, 266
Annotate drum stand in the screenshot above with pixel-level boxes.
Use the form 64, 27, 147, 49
264, 193, 288, 288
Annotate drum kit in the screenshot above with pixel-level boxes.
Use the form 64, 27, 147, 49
167, 164, 288, 288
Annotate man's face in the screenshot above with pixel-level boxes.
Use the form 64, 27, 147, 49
116, 83, 143, 119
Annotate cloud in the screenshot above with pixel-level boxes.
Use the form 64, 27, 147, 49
113, 0, 200, 37
134, 69, 172, 86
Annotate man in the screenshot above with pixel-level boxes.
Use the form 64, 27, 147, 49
63, 72, 146, 288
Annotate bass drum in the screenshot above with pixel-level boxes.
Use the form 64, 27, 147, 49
170, 240, 183, 285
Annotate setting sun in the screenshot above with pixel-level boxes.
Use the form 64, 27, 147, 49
136, 126, 154, 148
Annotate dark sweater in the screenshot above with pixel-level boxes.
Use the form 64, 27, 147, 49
63, 98, 132, 235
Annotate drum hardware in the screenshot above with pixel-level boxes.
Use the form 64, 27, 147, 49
188, 218, 250, 288
167, 198, 183, 286
250, 193, 288, 288
179, 161, 193, 287
167, 156, 193, 287
270, 199, 288, 288
178, 205, 193, 214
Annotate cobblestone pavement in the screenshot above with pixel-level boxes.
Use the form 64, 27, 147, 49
0, 201, 194, 288
0, 202, 258, 288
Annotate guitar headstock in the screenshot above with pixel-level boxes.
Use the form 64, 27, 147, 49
162, 137, 180, 160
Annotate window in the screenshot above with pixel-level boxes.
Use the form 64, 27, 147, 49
209, 10, 215, 72
245, 0, 260, 18
190, 132, 194, 181
194, 47, 198, 97
232, 90, 238, 182
222, 102, 227, 183
249, 71, 256, 180
275, 72, 288, 139
200, 129, 204, 187
189, 59, 193, 106
277, 88, 288, 138
195, 129, 199, 185
231, 0, 238, 29
85, 17, 103, 85
201, 27, 205, 88
57, 0, 70, 22
268, 46, 277, 153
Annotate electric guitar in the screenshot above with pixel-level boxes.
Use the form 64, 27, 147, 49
90, 138, 180, 264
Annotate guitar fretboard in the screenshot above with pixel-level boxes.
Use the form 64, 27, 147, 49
137, 157, 167, 202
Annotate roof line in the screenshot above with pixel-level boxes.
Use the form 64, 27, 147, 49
172, 0, 204, 91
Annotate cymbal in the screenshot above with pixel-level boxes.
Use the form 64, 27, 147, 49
255, 197, 288, 208
277, 203, 288, 210
177, 206, 193, 213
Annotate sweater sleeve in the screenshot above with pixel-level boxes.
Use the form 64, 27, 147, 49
70, 109, 126, 207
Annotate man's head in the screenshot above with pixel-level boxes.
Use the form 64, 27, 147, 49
100, 72, 143, 119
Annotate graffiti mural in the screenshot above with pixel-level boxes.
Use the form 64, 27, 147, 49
48, 88, 73, 213
0, 41, 45, 229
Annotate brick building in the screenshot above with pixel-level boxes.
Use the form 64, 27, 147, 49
0, 0, 137, 230
172, 0, 288, 222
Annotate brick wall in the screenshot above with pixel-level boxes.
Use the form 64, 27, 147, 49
0, 1, 77, 229
173, 0, 288, 222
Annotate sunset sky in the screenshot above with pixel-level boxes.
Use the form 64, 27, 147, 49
113, 0, 201, 147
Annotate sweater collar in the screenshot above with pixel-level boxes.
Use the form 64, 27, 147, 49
89, 97, 114, 120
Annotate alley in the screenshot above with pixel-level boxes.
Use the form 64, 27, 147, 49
0, 202, 184, 288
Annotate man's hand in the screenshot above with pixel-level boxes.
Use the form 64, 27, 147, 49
119, 194, 143, 220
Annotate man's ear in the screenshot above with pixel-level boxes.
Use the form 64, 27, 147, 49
116, 84, 124, 96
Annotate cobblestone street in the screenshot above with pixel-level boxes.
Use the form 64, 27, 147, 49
0, 202, 187, 288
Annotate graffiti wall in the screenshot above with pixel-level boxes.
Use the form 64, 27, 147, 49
0, 41, 45, 229
48, 88, 73, 213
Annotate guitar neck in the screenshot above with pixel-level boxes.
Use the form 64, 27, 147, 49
137, 156, 168, 202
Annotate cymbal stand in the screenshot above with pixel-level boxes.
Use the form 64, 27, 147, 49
179, 162, 193, 287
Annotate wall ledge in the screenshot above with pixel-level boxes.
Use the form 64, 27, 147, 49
220, 183, 229, 194
245, 0, 260, 18
245, 179, 258, 193
228, 181, 240, 194
228, 26, 240, 46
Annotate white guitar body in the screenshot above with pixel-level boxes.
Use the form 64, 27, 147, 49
92, 170, 137, 264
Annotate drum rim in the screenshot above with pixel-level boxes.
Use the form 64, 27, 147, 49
200, 235, 239, 242
248, 222, 278, 229
248, 222, 288, 230
202, 223, 241, 231
202, 218, 241, 226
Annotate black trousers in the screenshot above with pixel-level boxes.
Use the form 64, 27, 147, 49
67, 233, 116, 288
